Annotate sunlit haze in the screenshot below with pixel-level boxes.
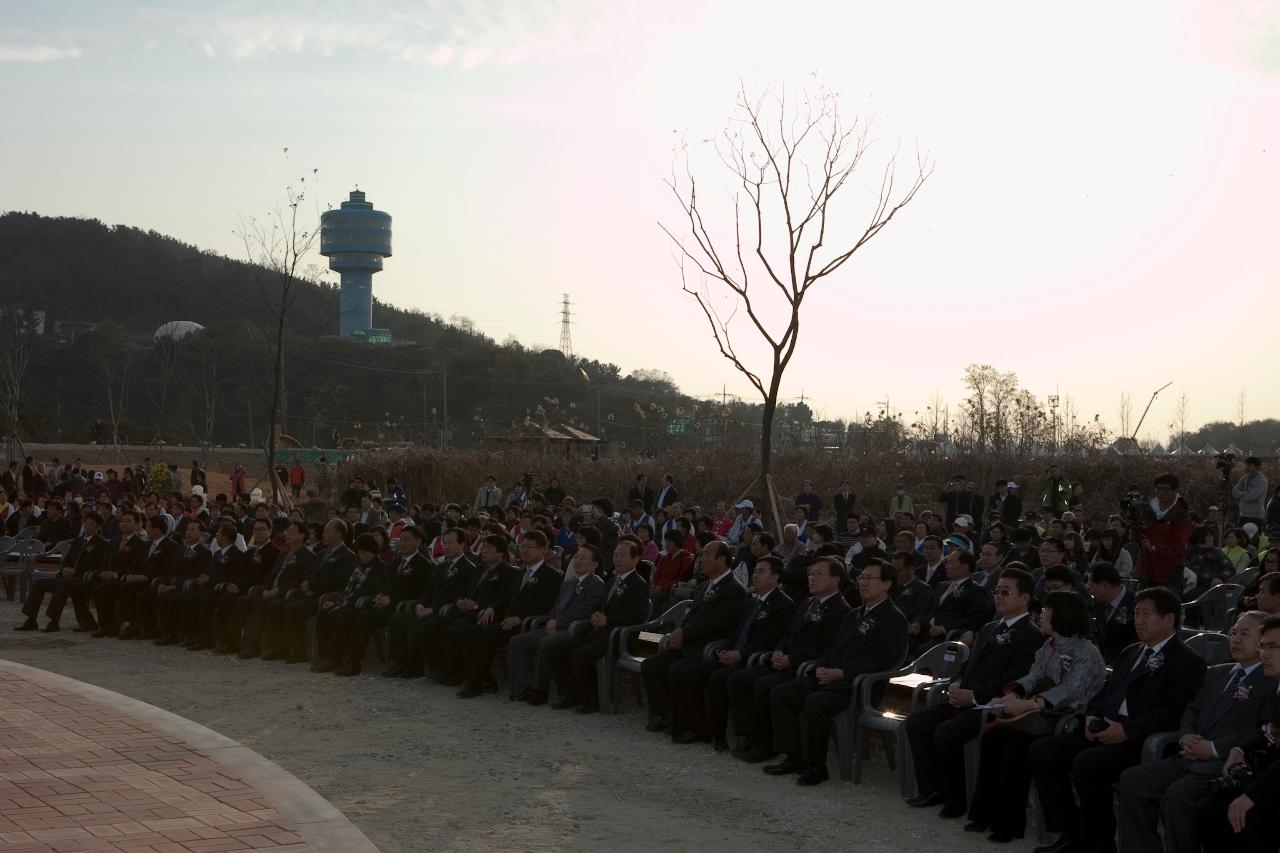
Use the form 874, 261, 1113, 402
3, 0, 1277, 439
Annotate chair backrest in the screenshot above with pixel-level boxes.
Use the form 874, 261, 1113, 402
1234, 567, 1260, 590
657, 599, 691, 630
1186, 584, 1243, 633
10, 540, 46, 557
911, 640, 971, 679
15, 525, 39, 540
0, 536, 13, 554
47, 539, 73, 557
1186, 631, 1232, 666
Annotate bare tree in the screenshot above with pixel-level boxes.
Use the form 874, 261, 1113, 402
1118, 391, 1133, 438
661, 81, 931, 492
0, 301, 41, 461
235, 182, 320, 502
93, 325, 135, 459
1172, 391, 1191, 451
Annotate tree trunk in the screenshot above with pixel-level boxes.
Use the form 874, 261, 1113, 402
267, 294, 287, 504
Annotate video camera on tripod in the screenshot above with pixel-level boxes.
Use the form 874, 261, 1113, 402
1214, 451, 1236, 482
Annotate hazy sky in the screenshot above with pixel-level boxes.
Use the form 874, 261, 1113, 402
4, 1, 1277, 440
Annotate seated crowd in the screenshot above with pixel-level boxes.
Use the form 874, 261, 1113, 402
5, 458, 1280, 853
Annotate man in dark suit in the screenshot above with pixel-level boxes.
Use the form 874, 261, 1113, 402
832, 484, 857, 533
87, 509, 146, 637
654, 473, 680, 511
512, 544, 606, 704
175, 521, 242, 648
384, 527, 478, 678
1118, 609, 1275, 853
429, 534, 520, 685
627, 474, 655, 512
16, 510, 110, 633
892, 550, 935, 641
117, 516, 177, 639
914, 548, 994, 653
274, 519, 356, 664
904, 566, 1043, 815
939, 474, 984, 534
453, 531, 559, 697
36, 500, 73, 548
1195, 615, 1280, 853
1089, 562, 1137, 664
730, 555, 851, 762
235, 521, 315, 657
672, 554, 795, 747
916, 536, 948, 588
211, 517, 278, 653
641, 540, 747, 732
548, 538, 652, 713
312, 532, 391, 674
764, 559, 910, 786
148, 519, 211, 645
1029, 587, 1206, 853
336, 525, 432, 675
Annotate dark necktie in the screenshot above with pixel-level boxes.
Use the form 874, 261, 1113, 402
734, 597, 762, 650
804, 597, 820, 618
1204, 668, 1248, 732
1105, 646, 1155, 717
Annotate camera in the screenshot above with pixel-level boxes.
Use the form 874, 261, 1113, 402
1215, 452, 1236, 482
1118, 489, 1148, 527
1087, 716, 1109, 735
1208, 763, 1255, 796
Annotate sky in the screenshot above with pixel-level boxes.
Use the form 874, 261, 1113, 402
3, 0, 1278, 441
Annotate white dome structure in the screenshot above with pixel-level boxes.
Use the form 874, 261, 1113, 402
153, 320, 205, 342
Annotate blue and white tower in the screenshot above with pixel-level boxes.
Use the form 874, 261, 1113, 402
320, 189, 392, 336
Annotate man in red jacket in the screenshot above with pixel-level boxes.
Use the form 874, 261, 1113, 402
1138, 473, 1193, 593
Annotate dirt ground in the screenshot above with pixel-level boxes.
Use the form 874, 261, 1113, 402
0, 600, 998, 853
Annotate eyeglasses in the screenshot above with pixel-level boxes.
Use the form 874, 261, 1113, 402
993, 589, 1016, 597
1258, 642, 1280, 653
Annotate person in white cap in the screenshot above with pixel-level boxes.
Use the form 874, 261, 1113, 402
727, 499, 757, 545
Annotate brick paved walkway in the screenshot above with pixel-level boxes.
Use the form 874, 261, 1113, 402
0, 661, 377, 853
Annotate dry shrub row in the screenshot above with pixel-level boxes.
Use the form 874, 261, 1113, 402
340, 448, 1239, 525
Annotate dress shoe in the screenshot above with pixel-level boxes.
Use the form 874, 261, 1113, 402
311, 659, 339, 674
40, 622, 61, 633
187, 642, 210, 651
432, 671, 451, 684
713, 739, 730, 753
1032, 836, 1081, 853
334, 664, 360, 677
907, 792, 944, 808
91, 627, 118, 639
525, 691, 548, 707
445, 676, 465, 687
672, 731, 708, 745
154, 637, 175, 646
14, 619, 38, 632
987, 832, 1015, 843
737, 747, 777, 764
512, 688, 533, 702
552, 697, 579, 711
286, 655, 308, 664
763, 756, 805, 776
963, 821, 989, 833
645, 718, 671, 733
239, 649, 260, 660
574, 703, 598, 715
259, 651, 284, 661
796, 765, 829, 786
482, 679, 498, 693
118, 627, 139, 640
382, 666, 404, 678
456, 683, 484, 699
73, 621, 99, 633
939, 804, 967, 819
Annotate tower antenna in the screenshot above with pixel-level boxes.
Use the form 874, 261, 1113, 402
559, 293, 573, 358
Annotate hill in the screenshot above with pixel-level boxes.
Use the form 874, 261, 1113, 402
0, 212, 761, 451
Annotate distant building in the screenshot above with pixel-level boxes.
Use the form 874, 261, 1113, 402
320, 189, 393, 338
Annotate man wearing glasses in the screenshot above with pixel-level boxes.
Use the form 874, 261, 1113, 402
1137, 473, 1193, 593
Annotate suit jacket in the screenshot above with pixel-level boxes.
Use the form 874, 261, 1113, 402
421, 554, 479, 610
66, 533, 110, 577
307, 544, 357, 595
239, 541, 279, 589
777, 593, 851, 667
106, 533, 144, 576
38, 515, 72, 546
1174, 662, 1276, 774
206, 545, 242, 588
832, 492, 857, 526
679, 572, 749, 658
162, 543, 211, 587
894, 577, 935, 628
916, 560, 949, 588
504, 562, 563, 620
958, 614, 1045, 704
1093, 587, 1138, 664
1091, 636, 1208, 743
138, 537, 177, 581
547, 573, 605, 625
929, 576, 994, 635
597, 570, 650, 631
264, 547, 316, 596
1241, 692, 1280, 802
729, 589, 796, 656
336, 559, 391, 609
812, 600, 909, 689
466, 561, 520, 617
654, 485, 681, 510
388, 552, 433, 603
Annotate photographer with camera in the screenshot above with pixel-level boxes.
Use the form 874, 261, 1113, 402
1135, 473, 1194, 593
1196, 614, 1280, 852
1233, 457, 1269, 528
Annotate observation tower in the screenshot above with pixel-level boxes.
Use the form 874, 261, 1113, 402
320, 189, 392, 336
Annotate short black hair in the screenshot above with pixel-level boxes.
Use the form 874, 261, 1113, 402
1088, 562, 1122, 586
1043, 590, 1092, 638
1043, 565, 1077, 589
998, 566, 1034, 596
353, 533, 380, 555
1153, 473, 1179, 490
755, 554, 784, 577
522, 530, 548, 549
1135, 587, 1182, 627
82, 511, 103, 527
1245, 456, 1262, 467
951, 549, 977, 573
755, 532, 776, 550
814, 555, 848, 585
857, 558, 898, 593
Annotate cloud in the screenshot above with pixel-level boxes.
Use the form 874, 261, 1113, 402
0, 44, 81, 63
